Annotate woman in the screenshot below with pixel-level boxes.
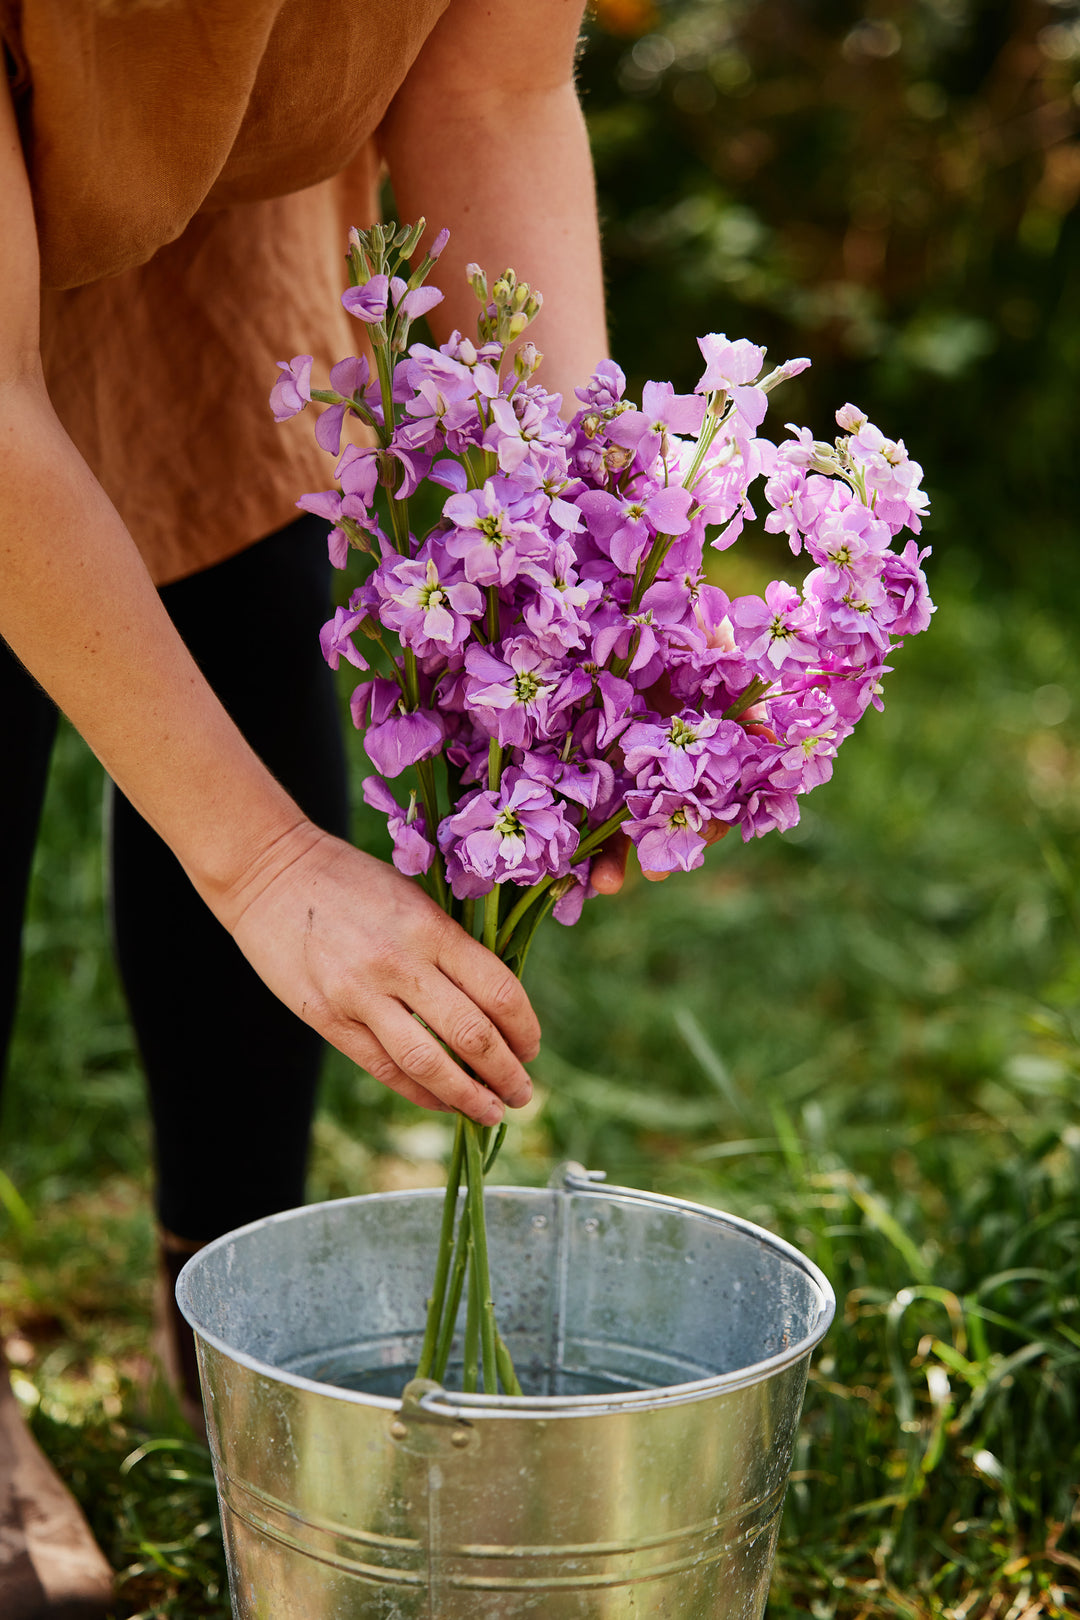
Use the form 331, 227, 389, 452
0, 2, 608, 1611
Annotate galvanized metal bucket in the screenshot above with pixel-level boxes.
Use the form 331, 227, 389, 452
177, 1165, 834, 1619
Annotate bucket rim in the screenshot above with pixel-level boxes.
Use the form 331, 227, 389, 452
176, 1180, 836, 1418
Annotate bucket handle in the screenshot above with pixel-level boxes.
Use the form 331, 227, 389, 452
548, 1161, 608, 1191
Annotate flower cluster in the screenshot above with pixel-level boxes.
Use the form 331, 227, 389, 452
274, 224, 933, 949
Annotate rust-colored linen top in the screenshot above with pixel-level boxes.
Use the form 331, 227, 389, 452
2, 0, 448, 582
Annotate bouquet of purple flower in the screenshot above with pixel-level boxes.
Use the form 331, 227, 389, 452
273, 219, 934, 1396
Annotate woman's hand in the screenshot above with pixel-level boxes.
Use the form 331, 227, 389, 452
226, 824, 540, 1124
590, 823, 731, 894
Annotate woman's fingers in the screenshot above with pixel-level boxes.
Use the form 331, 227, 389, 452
433, 920, 541, 1075
227, 830, 539, 1119
336, 1032, 455, 1114
592, 820, 731, 889
590, 829, 630, 894
349, 995, 514, 1125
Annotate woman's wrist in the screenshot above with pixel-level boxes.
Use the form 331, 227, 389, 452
194, 808, 326, 937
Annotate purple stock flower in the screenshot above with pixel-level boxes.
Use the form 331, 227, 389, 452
880, 541, 935, 635
622, 712, 748, 794
337, 443, 381, 506
269, 355, 312, 422
482, 391, 568, 476
331, 355, 370, 397
342, 275, 389, 324
730, 581, 818, 671
281, 256, 934, 906
518, 746, 616, 813
463, 637, 590, 748
312, 355, 374, 453
574, 359, 627, 411
763, 468, 839, 555
576, 484, 695, 574
389, 276, 444, 321
839, 406, 930, 534
805, 499, 891, 578
362, 777, 435, 876
592, 672, 645, 750
401, 374, 479, 456
439, 769, 579, 897
351, 682, 445, 778
551, 865, 595, 925
442, 478, 550, 587
371, 546, 483, 657
624, 787, 716, 874
804, 568, 892, 651
607, 380, 707, 466
319, 604, 370, 671
364, 710, 445, 778
737, 773, 801, 840
695, 335, 767, 428
768, 693, 841, 793
520, 540, 602, 653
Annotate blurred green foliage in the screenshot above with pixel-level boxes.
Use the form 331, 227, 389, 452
581, 0, 1080, 598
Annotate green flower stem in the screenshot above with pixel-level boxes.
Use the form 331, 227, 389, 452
309, 387, 380, 433
495, 808, 631, 955
486, 585, 501, 646
464, 1120, 499, 1395
496, 881, 550, 953
371, 347, 411, 553
431, 1202, 472, 1385
401, 650, 449, 909
415, 756, 449, 910
483, 886, 501, 955
371, 346, 397, 451
630, 532, 677, 614
414, 1117, 466, 1380
609, 629, 641, 680
576, 806, 632, 861
723, 677, 772, 722
488, 738, 503, 792
362, 623, 410, 696
483, 1121, 508, 1174
461, 1230, 480, 1393
403, 647, 421, 709
680, 392, 733, 493
496, 1333, 523, 1398
506, 886, 560, 978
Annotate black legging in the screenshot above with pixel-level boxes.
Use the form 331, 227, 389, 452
0, 514, 349, 1240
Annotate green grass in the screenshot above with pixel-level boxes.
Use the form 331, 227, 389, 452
1, 553, 1078, 1616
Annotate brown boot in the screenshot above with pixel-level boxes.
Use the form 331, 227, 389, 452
0, 1356, 114, 1620
151, 1228, 207, 1440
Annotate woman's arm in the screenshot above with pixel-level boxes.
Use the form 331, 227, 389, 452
0, 71, 538, 1124
379, 0, 608, 410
